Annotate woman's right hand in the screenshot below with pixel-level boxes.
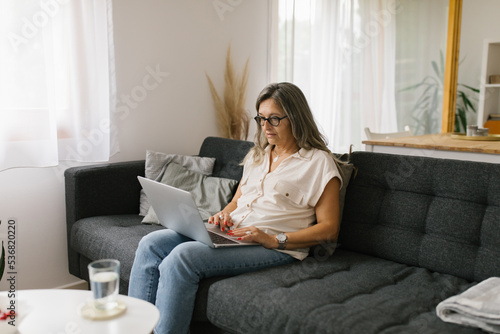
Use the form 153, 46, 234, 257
207, 183, 241, 233
208, 211, 233, 232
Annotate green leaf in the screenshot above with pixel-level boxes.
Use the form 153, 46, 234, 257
431, 60, 441, 80
458, 83, 480, 93
440, 50, 445, 78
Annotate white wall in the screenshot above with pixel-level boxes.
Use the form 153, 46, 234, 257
0, 0, 270, 290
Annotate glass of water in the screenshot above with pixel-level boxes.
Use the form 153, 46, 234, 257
88, 259, 120, 311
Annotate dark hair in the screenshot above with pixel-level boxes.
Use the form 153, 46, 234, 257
247, 82, 330, 164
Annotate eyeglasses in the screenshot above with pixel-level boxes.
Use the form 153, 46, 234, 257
254, 115, 288, 127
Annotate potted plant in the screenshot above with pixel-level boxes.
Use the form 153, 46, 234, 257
455, 82, 479, 133
400, 51, 478, 134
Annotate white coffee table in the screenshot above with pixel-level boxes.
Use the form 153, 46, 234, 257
1, 289, 159, 334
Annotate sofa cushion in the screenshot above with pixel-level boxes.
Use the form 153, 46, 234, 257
145, 150, 216, 180
207, 249, 483, 334
70, 214, 164, 282
198, 137, 254, 180
334, 157, 355, 222
142, 162, 238, 224
340, 152, 500, 283
140, 151, 216, 215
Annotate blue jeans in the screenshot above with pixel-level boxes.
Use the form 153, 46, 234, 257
128, 229, 296, 334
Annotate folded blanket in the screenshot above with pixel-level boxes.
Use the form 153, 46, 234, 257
436, 277, 500, 333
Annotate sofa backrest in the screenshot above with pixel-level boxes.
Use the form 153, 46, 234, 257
198, 137, 254, 181
339, 151, 500, 282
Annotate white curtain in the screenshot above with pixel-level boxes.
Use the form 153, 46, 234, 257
276, 0, 398, 153
0, 0, 117, 171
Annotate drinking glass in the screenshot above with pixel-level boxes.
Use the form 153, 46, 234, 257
88, 259, 120, 311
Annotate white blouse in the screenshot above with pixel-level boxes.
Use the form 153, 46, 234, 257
230, 146, 342, 260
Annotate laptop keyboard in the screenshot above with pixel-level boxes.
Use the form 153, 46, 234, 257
208, 231, 238, 245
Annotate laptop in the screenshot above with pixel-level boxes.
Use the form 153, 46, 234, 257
138, 176, 258, 248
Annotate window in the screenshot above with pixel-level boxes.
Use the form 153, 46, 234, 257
0, 0, 117, 171
273, 0, 448, 152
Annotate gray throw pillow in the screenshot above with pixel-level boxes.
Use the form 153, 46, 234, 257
310, 156, 356, 259
139, 150, 216, 215
142, 162, 238, 225
336, 160, 355, 222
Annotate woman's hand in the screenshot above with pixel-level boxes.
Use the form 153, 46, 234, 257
207, 183, 242, 232
208, 211, 233, 232
209, 214, 277, 248
227, 227, 277, 249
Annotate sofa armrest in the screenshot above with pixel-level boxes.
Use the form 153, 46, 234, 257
64, 160, 145, 278
65, 160, 145, 222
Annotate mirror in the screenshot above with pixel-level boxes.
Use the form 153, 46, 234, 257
394, 0, 450, 136
442, 0, 500, 132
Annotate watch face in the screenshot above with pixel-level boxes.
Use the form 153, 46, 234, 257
277, 233, 286, 242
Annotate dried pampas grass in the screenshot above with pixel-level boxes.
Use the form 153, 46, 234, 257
206, 45, 250, 140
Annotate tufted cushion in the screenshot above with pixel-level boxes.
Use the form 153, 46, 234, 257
207, 249, 483, 333
339, 152, 500, 283
70, 215, 164, 283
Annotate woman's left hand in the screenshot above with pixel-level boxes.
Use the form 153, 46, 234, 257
227, 227, 277, 249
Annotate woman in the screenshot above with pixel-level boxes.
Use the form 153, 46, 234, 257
128, 82, 342, 334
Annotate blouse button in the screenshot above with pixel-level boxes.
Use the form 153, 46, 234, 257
286, 193, 289, 197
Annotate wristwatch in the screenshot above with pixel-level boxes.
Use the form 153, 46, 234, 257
276, 233, 287, 250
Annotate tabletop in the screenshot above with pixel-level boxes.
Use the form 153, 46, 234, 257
363, 133, 500, 155
0, 289, 159, 334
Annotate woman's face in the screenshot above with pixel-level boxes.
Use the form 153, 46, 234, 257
258, 99, 295, 148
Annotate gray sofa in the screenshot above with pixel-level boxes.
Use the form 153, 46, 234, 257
65, 136, 500, 333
